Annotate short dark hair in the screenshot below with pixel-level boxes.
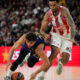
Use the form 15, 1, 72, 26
26, 32, 37, 41
49, 0, 59, 3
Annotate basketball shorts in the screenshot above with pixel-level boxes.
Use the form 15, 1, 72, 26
50, 33, 72, 54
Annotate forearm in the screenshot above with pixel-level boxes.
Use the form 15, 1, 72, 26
8, 48, 14, 62
35, 61, 50, 74
40, 12, 49, 37
71, 24, 76, 39
40, 29, 47, 37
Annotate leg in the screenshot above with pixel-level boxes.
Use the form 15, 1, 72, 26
20, 52, 30, 67
4, 48, 29, 80
44, 33, 61, 72
38, 46, 59, 80
61, 39, 72, 65
11, 48, 29, 71
27, 55, 39, 67
56, 39, 72, 75
38, 33, 61, 80
61, 52, 70, 64
56, 52, 70, 75
44, 45, 59, 72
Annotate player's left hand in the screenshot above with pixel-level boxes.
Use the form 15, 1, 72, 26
5, 61, 11, 71
30, 72, 37, 80
68, 38, 79, 46
73, 40, 79, 46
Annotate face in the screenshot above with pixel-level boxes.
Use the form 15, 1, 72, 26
49, 1, 59, 13
26, 40, 36, 48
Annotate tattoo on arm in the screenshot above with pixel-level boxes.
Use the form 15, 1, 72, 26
63, 7, 76, 38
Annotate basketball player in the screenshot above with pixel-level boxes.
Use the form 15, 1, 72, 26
38, 0, 78, 80
4, 32, 50, 80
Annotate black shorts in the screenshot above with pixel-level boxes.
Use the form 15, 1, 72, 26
20, 48, 39, 67
10, 47, 39, 71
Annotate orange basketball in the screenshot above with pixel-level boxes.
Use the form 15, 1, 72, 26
11, 72, 24, 80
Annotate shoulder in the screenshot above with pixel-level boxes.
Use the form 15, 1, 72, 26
16, 34, 26, 44
61, 6, 70, 17
62, 6, 70, 13
20, 34, 26, 41
43, 11, 50, 20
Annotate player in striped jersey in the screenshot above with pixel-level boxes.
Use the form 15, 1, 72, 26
38, 0, 79, 80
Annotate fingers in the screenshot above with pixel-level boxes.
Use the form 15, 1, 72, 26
74, 41, 79, 46
29, 74, 36, 80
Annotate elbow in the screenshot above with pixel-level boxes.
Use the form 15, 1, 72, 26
40, 28, 44, 34
40, 29, 42, 34
9, 47, 15, 54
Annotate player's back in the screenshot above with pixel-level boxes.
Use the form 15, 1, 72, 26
22, 32, 45, 51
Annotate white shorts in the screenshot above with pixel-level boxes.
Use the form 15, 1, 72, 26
50, 33, 72, 54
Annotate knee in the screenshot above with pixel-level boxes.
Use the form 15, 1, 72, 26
61, 58, 69, 64
61, 56, 69, 64
27, 62, 35, 67
10, 63, 18, 71
61, 52, 70, 64
27, 58, 37, 68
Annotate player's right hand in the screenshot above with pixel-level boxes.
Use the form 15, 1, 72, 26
44, 34, 50, 43
5, 61, 11, 71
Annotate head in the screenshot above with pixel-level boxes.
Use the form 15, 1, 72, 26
48, 0, 59, 13
25, 32, 37, 48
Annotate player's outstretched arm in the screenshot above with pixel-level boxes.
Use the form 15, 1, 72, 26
30, 43, 50, 80
6, 34, 26, 71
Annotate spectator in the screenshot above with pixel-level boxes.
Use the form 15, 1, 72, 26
0, 0, 79, 46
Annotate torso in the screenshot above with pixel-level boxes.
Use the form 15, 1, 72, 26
48, 6, 71, 39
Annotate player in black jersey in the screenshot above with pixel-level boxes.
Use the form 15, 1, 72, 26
4, 32, 50, 80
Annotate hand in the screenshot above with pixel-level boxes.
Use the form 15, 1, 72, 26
44, 34, 50, 43
68, 38, 79, 46
73, 40, 79, 46
6, 61, 11, 71
29, 72, 37, 80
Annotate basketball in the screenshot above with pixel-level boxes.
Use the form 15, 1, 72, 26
11, 72, 24, 80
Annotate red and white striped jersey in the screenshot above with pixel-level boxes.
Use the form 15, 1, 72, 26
48, 6, 71, 38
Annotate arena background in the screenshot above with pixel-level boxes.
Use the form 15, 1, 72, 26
0, 0, 80, 80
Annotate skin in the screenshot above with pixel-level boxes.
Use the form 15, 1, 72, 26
40, 1, 77, 72
6, 34, 50, 80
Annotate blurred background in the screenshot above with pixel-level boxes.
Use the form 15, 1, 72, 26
0, 0, 80, 46
0, 0, 80, 80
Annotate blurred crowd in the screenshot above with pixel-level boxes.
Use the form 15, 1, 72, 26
0, 0, 80, 46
